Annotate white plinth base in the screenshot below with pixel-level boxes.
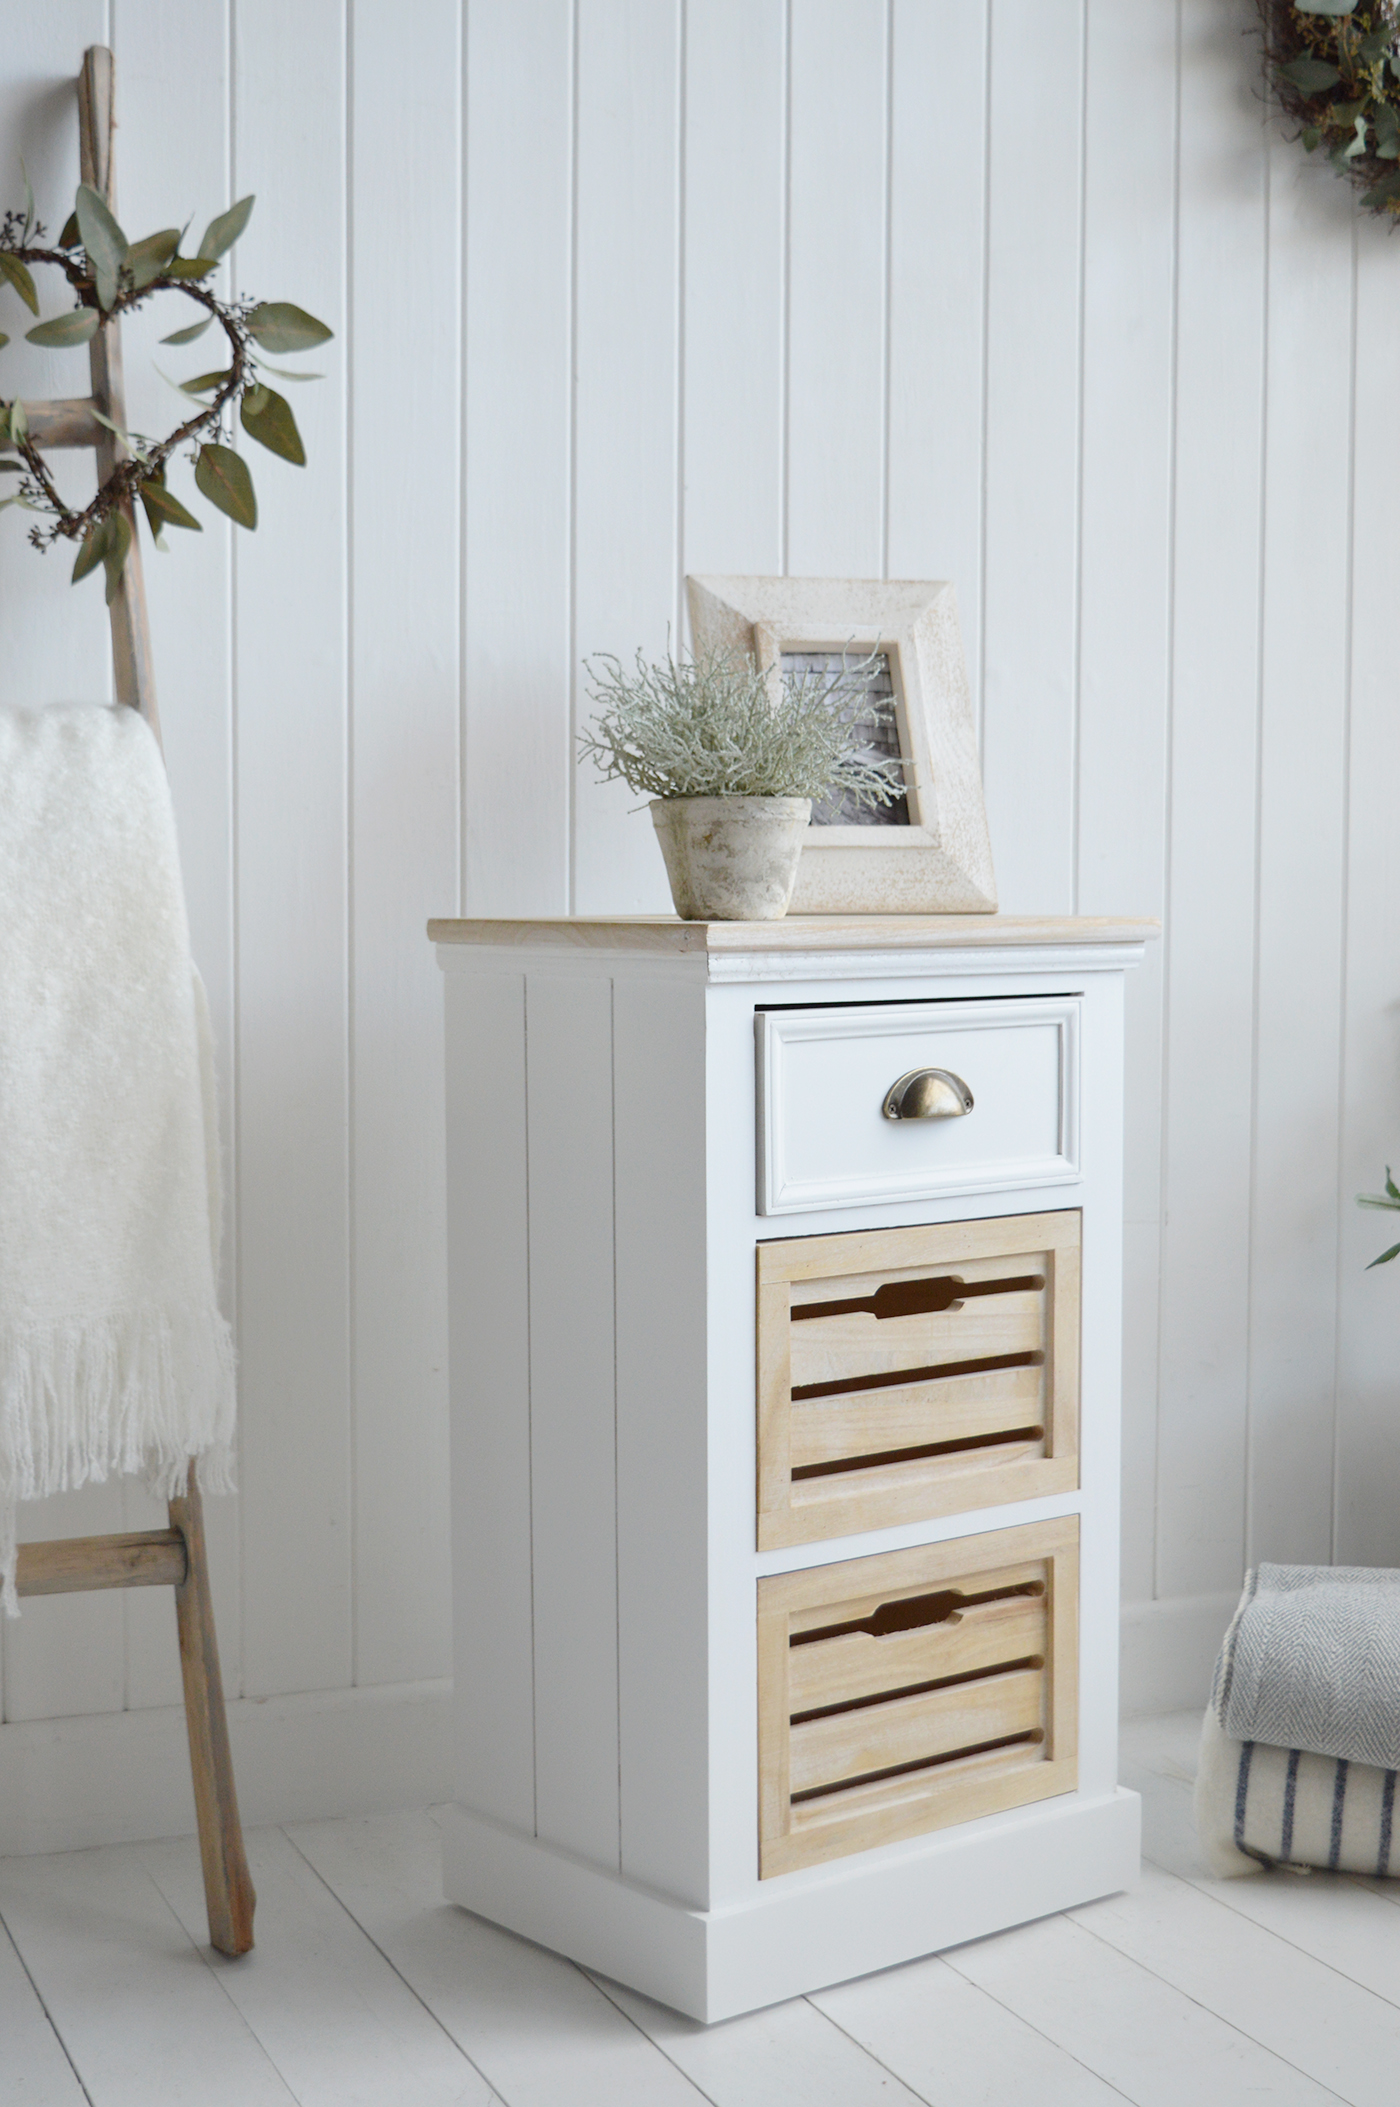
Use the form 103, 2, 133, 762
441, 1787, 1142, 2022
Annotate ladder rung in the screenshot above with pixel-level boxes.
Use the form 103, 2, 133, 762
15, 1528, 187, 1597
0, 397, 104, 452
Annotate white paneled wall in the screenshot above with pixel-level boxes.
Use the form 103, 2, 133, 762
2, 0, 1399, 1848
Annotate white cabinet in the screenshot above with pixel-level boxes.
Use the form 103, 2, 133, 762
433, 913, 1153, 2022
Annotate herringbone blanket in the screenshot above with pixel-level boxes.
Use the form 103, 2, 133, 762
1217, 1563, 1400, 1771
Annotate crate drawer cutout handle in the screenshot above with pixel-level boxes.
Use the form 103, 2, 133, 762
881, 1068, 974, 1121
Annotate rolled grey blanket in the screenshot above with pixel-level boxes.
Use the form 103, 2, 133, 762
1218, 1563, 1400, 1771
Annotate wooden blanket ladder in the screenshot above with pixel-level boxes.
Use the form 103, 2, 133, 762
6, 47, 254, 1958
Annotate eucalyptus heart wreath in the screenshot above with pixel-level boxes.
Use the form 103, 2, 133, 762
0, 175, 331, 601
1259, 2, 1400, 217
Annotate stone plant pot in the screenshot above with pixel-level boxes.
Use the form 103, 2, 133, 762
650, 795, 812, 921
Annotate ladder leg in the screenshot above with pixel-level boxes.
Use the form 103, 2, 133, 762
168, 1464, 255, 1955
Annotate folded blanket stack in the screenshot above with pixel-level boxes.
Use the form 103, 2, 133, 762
0, 703, 236, 1615
1196, 1563, 1400, 1878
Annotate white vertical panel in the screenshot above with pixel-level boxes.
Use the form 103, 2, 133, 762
0, 11, 131, 1728
527, 975, 619, 1869
348, 0, 459, 1689
885, 0, 987, 694
11, 0, 1400, 1760
0, 13, 112, 708
681, 0, 786, 581
233, 0, 351, 1697
1247, 141, 1354, 1568
1155, 0, 1266, 1603
785, 0, 887, 579
1336, 222, 1400, 1573
463, 0, 572, 918
116, 0, 240, 1713
443, 969, 535, 1832
1077, 0, 1175, 1604
572, 0, 682, 916
979, 0, 1084, 914
614, 973, 710, 1907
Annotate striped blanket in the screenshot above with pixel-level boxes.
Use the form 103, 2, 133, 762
1196, 1564, 1400, 1879
1196, 1707, 1400, 1878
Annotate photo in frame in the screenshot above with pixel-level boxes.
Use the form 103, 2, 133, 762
685, 576, 997, 914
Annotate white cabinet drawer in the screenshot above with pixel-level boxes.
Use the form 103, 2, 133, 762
756, 998, 1079, 1216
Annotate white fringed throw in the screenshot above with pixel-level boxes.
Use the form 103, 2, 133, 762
0, 704, 235, 1615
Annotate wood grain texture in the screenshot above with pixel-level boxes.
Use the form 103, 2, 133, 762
0, 397, 103, 450
788, 1667, 1044, 1796
787, 1594, 1047, 1715
15, 1531, 186, 1597
758, 1211, 1082, 1284
78, 45, 161, 740
758, 1519, 1078, 1875
169, 1467, 255, 1955
757, 1216, 1080, 1546
788, 1363, 1045, 1470
430, 914, 1160, 953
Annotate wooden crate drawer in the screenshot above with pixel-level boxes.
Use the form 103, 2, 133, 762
756, 998, 1078, 1216
758, 1213, 1080, 1550
758, 1518, 1078, 1878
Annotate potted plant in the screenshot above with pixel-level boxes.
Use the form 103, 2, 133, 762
578, 644, 901, 920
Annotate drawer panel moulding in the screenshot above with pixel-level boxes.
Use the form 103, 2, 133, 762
758, 1518, 1079, 1877
757, 1212, 1081, 1548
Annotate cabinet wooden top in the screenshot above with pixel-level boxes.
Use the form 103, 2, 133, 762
427, 914, 1159, 955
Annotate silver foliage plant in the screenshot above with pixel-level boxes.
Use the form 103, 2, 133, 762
578, 644, 905, 807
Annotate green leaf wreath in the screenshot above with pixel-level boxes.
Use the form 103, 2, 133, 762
1259, 3, 1400, 217
1358, 1166, 1400, 1266
0, 174, 331, 601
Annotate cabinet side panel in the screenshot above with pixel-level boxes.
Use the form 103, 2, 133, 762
444, 968, 535, 1830
614, 975, 712, 1906
1075, 974, 1126, 1796
527, 974, 620, 1868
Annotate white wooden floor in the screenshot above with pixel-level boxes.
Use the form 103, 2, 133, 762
3, 1712, 1397, 2105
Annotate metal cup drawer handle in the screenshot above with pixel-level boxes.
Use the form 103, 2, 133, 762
881, 1067, 975, 1121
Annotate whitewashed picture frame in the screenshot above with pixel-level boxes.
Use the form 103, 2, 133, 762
686, 576, 997, 913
